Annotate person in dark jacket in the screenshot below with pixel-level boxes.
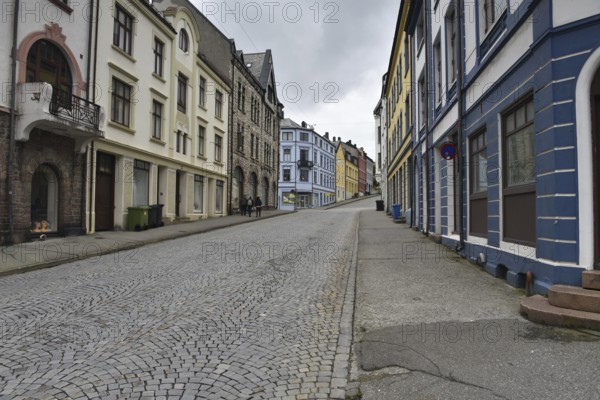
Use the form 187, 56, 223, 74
247, 197, 253, 217
255, 196, 263, 217
239, 197, 246, 216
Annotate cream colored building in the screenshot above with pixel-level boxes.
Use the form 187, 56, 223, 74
87, 1, 229, 232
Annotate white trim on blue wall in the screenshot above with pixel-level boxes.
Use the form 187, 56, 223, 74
575, 47, 600, 270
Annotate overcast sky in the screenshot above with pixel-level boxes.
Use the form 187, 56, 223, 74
192, 0, 399, 158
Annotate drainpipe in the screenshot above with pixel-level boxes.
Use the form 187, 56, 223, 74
424, 2, 430, 235
6, 0, 19, 245
456, 0, 466, 253
82, 0, 94, 235
227, 56, 235, 215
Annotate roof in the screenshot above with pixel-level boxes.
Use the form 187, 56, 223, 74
280, 118, 303, 129
244, 51, 272, 89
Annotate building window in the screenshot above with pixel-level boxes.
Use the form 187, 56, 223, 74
177, 73, 187, 113
469, 131, 487, 237
241, 86, 246, 112
300, 169, 309, 182
300, 149, 308, 161
215, 134, 223, 162
215, 90, 223, 118
152, 100, 162, 140
199, 76, 206, 108
194, 175, 204, 212
179, 28, 189, 52
216, 180, 224, 214
481, 0, 507, 36
198, 125, 206, 156
283, 168, 291, 181
250, 134, 255, 158
300, 132, 309, 142
434, 39, 442, 106
419, 75, 426, 129
446, 7, 456, 86
503, 97, 535, 245
113, 5, 133, 55
237, 123, 244, 152
416, 9, 425, 53
282, 131, 293, 141
153, 38, 163, 77
111, 78, 131, 126
133, 160, 150, 206
283, 148, 291, 162
175, 131, 187, 154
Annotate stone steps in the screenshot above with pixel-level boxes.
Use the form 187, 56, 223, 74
583, 271, 600, 290
548, 285, 600, 313
520, 271, 600, 331
520, 295, 600, 331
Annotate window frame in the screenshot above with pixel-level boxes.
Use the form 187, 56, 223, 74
214, 133, 223, 162
179, 28, 189, 52
215, 90, 223, 119
502, 96, 536, 246
198, 125, 206, 157
153, 37, 164, 77
151, 100, 162, 140
111, 77, 132, 127
199, 76, 206, 108
177, 73, 188, 113
113, 4, 133, 55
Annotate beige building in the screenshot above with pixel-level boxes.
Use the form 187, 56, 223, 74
88, 1, 230, 232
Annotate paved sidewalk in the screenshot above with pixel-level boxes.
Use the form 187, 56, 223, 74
0, 209, 292, 277
350, 208, 600, 400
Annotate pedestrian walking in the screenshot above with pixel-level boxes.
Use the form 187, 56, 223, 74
247, 197, 253, 217
255, 196, 262, 217
239, 197, 246, 216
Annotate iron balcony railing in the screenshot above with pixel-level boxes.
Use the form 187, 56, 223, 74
49, 87, 101, 130
297, 160, 314, 169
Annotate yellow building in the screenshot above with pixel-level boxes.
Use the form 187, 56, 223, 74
386, 1, 412, 216
335, 140, 359, 200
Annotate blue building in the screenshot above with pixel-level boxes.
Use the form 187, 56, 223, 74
404, 0, 600, 294
278, 119, 336, 210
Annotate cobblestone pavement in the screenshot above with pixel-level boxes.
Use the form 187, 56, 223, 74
0, 205, 363, 399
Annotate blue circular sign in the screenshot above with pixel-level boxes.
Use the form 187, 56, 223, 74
440, 142, 457, 161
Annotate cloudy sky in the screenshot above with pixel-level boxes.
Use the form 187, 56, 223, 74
191, 0, 399, 157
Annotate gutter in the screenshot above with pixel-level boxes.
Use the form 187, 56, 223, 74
6, 0, 19, 244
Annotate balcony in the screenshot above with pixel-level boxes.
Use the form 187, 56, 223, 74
16, 82, 105, 152
297, 160, 314, 169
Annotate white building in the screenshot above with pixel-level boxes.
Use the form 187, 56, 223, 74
278, 119, 336, 210
89, 2, 230, 231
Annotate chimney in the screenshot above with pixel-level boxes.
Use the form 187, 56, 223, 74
324, 132, 329, 139
347, 140, 352, 145
333, 136, 336, 142
301, 121, 307, 128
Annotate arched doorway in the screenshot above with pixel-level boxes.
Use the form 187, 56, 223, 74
26, 39, 72, 93
592, 67, 600, 269
31, 165, 59, 233
249, 172, 258, 200
233, 166, 245, 205
262, 177, 269, 207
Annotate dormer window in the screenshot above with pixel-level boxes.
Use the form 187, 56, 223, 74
179, 29, 189, 52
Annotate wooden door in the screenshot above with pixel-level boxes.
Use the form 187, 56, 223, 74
95, 152, 115, 231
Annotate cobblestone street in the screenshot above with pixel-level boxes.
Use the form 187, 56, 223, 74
0, 205, 363, 399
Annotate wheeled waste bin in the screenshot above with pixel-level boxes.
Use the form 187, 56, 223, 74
127, 206, 150, 231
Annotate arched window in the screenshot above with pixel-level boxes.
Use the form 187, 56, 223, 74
26, 40, 72, 93
179, 29, 189, 52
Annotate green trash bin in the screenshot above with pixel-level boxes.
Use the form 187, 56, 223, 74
127, 206, 150, 231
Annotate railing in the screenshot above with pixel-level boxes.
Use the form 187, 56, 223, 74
49, 87, 101, 130
297, 160, 314, 169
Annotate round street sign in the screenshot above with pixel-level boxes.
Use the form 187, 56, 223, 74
440, 142, 457, 161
